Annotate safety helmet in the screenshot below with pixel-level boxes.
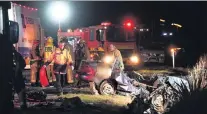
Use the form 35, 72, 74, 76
47, 36, 53, 43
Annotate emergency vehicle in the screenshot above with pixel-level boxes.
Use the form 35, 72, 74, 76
58, 21, 140, 69
8, 2, 44, 69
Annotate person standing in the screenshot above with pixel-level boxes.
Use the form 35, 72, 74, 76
42, 37, 56, 86
60, 37, 74, 84
42, 40, 73, 96
107, 44, 125, 71
75, 39, 98, 95
30, 40, 41, 87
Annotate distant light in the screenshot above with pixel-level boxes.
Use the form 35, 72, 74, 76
160, 19, 165, 22
104, 26, 107, 29
67, 29, 72, 32
79, 29, 83, 32
163, 32, 167, 36
99, 30, 102, 32
140, 29, 144, 31
101, 22, 111, 26
146, 29, 149, 31
172, 23, 182, 28
169, 33, 173, 36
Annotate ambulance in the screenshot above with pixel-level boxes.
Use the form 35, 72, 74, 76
8, 2, 44, 69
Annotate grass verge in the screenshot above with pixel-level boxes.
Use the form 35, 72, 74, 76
63, 94, 132, 107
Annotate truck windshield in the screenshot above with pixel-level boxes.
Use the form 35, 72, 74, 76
106, 26, 137, 42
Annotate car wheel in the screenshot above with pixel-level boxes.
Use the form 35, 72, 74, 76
99, 80, 116, 95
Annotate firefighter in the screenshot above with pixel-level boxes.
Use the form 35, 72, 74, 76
74, 39, 90, 70
107, 44, 125, 71
108, 44, 147, 88
75, 39, 98, 95
42, 40, 73, 96
42, 37, 56, 85
60, 37, 74, 84
30, 40, 41, 87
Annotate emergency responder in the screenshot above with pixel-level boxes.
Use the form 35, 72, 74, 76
12, 46, 27, 109
74, 39, 90, 70
107, 44, 125, 71
75, 39, 98, 95
30, 40, 41, 87
42, 40, 73, 96
60, 37, 74, 84
42, 37, 56, 86
108, 44, 147, 88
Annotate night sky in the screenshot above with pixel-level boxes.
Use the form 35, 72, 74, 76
15, 1, 207, 66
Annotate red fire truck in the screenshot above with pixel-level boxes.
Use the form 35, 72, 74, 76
57, 21, 141, 69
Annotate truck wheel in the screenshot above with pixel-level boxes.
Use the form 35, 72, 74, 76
99, 80, 116, 95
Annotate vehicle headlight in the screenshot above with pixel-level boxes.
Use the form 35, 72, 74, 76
104, 56, 113, 64
130, 56, 139, 63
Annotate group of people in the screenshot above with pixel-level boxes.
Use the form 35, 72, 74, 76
30, 37, 90, 96
11, 35, 147, 110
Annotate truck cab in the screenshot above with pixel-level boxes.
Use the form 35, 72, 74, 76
57, 21, 141, 69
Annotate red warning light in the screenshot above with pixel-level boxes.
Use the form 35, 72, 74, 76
126, 22, 131, 27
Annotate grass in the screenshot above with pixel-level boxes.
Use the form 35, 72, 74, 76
137, 69, 171, 74
63, 94, 132, 107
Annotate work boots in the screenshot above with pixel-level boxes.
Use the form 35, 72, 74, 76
89, 82, 99, 95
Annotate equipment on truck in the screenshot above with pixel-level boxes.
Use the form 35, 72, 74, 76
58, 21, 140, 70
8, 2, 44, 69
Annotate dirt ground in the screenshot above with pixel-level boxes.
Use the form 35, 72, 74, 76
19, 65, 188, 114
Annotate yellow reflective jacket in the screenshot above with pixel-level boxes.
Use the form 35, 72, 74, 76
43, 45, 55, 63
51, 48, 72, 65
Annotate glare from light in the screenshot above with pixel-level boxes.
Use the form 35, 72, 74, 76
130, 56, 139, 63
171, 48, 175, 53
104, 26, 107, 29
140, 29, 143, 31
146, 29, 149, 31
80, 29, 83, 32
169, 33, 173, 36
104, 56, 113, 64
49, 1, 70, 22
127, 22, 131, 27
67, 29, 72, 32
163, 33, 167, 36
160, 19, 165, 22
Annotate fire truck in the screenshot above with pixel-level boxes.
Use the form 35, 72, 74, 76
57, 21, 140, 69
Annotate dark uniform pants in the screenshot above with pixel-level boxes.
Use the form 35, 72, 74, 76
54, 64, 67, 93
55, 73, 66, 93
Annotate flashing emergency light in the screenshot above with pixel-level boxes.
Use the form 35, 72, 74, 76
123, 20, 134, 30
126, 22, 131, 27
